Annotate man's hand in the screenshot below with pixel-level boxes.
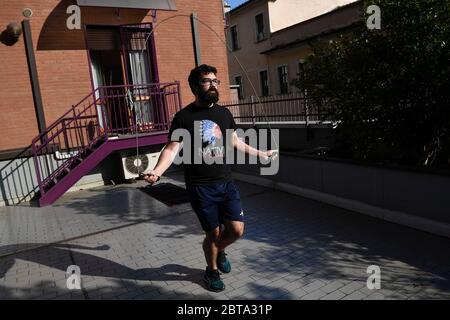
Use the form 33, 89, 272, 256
142, 170, 161, 185
140, 141, 179, 185
261, 149, 279, 161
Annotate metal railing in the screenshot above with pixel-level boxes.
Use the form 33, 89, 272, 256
31, 82, 181, 197
99, 82, 181, 135
221, 93, 333, 125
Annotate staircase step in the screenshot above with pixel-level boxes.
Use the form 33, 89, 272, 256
56, 170, 68, 181
66, 158, 80, 171
42, 142, 103, 195
43, 180, 56, 192
81, 148, 93, 156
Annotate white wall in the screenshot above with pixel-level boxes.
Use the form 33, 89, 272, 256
268, 0, 358, 32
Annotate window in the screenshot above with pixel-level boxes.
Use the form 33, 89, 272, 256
297, 60, 305, 81
230, 25, 239, 51
296, 60, 308, 95
255, 13, 265, 42
234, 76, 244, 99
259, 70, 269, 97
277, 65, 289, 94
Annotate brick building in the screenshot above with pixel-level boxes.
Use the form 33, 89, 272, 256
0, 0, 231, 206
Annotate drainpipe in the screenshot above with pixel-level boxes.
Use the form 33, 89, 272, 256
190, 12, 201, 67
22, 19, 46, 138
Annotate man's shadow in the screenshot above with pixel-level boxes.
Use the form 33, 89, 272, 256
0, 243, 203, 285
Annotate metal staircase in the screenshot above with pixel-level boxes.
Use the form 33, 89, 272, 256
31, 82, 181, 206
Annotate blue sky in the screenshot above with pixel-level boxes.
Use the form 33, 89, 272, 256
226, 0, 250, 9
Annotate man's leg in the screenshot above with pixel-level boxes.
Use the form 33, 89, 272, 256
218, 181, 244, 252
202, 226, 226, 292
218, 219, 244, 252
203, 227, 221, 270
186, 184, 226, 291
201, 220, 244, 269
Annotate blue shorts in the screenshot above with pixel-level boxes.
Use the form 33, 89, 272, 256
186, 180, 244, 232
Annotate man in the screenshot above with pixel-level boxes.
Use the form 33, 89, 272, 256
144, 64, 277, 292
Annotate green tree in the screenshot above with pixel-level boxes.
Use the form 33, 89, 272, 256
293, 0, 450, 167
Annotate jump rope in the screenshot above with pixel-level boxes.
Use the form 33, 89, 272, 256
126, 14, 279, 184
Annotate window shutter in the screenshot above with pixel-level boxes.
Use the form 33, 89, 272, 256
86, 28, 120, 51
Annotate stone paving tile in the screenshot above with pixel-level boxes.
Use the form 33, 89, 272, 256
339, 281, 366, 295
321, 290, 347, 300
1, 173, 450, 300
290, 287, 309, 299
341, 290, 368, 300
320, 280, 346, 294
301, 289, 328, 300
302, 280, 327, 293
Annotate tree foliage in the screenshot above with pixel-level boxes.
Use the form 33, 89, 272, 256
293, 0, 450, 167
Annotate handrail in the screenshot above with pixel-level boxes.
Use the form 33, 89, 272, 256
32, 89, 101, 144
96, 81, 179, 89
221, 94, 333, 124
31, 82, 181, 197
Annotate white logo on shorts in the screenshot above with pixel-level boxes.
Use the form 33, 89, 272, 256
240, 210, 244, 216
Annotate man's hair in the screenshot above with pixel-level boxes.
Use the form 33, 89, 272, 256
188, 64, 218, 94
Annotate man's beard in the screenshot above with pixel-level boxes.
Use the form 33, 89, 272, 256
198, 87, 219, 104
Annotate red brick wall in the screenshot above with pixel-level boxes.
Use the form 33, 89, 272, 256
155, 1, 231, 106
0, 1, 38, 150
0, 0, 230, 151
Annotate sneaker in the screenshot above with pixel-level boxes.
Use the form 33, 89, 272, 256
217, 251, 231, 273
203, 267, 225, 292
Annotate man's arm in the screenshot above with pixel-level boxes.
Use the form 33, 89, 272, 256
143, 141, 180, 184
231, 131, 278, 161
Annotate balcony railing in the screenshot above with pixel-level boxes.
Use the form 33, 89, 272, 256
99, 82, 181, 135
221, 93, 334, 125
31, 82, 181, 198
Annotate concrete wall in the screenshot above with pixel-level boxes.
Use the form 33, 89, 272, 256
232, 154, 450, 237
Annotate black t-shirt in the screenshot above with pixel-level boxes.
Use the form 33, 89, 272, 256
168, 103, 237, 185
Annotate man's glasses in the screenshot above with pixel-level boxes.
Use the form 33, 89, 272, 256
199, 78, 221, 87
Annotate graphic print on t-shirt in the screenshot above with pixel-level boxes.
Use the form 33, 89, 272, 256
199, 120, 224, 158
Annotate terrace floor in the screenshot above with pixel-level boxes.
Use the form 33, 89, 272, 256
1, 170, 450, 300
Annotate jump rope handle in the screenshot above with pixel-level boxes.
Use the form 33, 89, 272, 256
139, 173, 161, 184
267, 150, 279, 160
